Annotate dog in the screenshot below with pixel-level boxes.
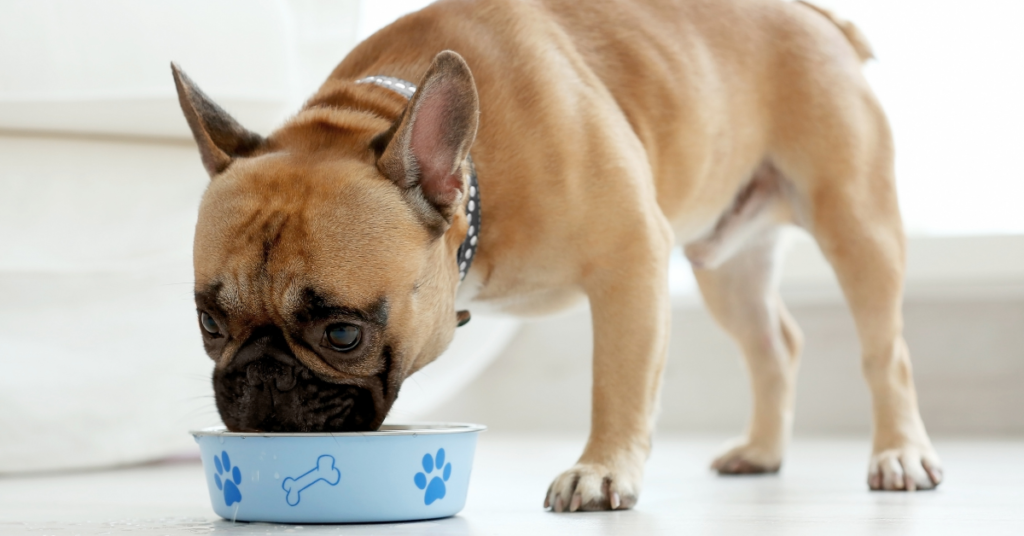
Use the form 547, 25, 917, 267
174, 0, 943, 512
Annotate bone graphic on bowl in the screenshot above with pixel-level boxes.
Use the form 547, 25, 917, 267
282, 454, 341, 506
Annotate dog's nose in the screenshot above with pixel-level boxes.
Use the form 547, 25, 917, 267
213, 326, 378, 432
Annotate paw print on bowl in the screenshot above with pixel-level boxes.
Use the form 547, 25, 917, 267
414, 448, 452, 505
213, 450, 242, 506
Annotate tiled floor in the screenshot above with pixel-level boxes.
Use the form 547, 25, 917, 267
2, 435, 1022, 535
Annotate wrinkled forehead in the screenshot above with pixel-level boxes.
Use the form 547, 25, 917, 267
192, 154, 428, 320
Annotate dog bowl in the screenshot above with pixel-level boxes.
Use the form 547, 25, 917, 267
191, 423, 485, 523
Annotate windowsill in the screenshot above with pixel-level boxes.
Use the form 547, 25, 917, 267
671, 233, 1024, 309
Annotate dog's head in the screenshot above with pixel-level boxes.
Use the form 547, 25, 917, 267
174, 51, 479, 432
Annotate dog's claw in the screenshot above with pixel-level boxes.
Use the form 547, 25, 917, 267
922, 458, 944, 486
546, 461, 638, 512
569, 493, 582, 512
869, 447, 941, 491
868, 471, 882, 490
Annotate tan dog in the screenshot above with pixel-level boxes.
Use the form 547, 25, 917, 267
175, 0, 942, 512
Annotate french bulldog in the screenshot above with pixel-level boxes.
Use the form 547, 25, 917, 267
175, 0, 942, 512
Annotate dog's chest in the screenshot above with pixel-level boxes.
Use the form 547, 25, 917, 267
455, 268, 587, 318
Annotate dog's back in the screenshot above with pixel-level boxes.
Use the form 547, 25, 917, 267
330, 0, 875, 242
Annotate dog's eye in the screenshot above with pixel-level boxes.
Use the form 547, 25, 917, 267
200, 311, 220, 335
324, 323, 361, 352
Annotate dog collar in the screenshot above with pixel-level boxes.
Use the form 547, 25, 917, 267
355, 75, 480, 282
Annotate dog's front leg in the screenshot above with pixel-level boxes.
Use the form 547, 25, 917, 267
544, 220, 672, 512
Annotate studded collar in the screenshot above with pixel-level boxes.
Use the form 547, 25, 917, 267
355, 75, 480, 282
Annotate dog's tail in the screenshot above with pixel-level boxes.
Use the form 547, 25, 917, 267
795, 0, 875, 63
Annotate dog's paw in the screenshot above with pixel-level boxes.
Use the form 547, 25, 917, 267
868, 446, 943, 491
544, 461, 639, 512
711, 438, 782, 475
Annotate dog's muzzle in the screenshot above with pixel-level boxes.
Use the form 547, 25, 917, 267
213, 326, 379, 432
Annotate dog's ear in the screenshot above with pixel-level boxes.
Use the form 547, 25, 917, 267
375, 51, 480, 231
171, 63, 264, 177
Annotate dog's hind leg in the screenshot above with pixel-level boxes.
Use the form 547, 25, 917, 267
691, 197, 803, 474
774, 84, 942, 490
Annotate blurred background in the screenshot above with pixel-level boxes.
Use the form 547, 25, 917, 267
1, 0, 1021, 474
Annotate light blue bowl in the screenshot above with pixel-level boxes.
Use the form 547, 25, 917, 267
191, 423, 485, 523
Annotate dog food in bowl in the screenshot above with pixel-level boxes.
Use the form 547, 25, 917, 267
191, 423, 485, 523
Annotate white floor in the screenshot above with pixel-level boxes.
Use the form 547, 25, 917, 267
2, 435, 1022, 535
